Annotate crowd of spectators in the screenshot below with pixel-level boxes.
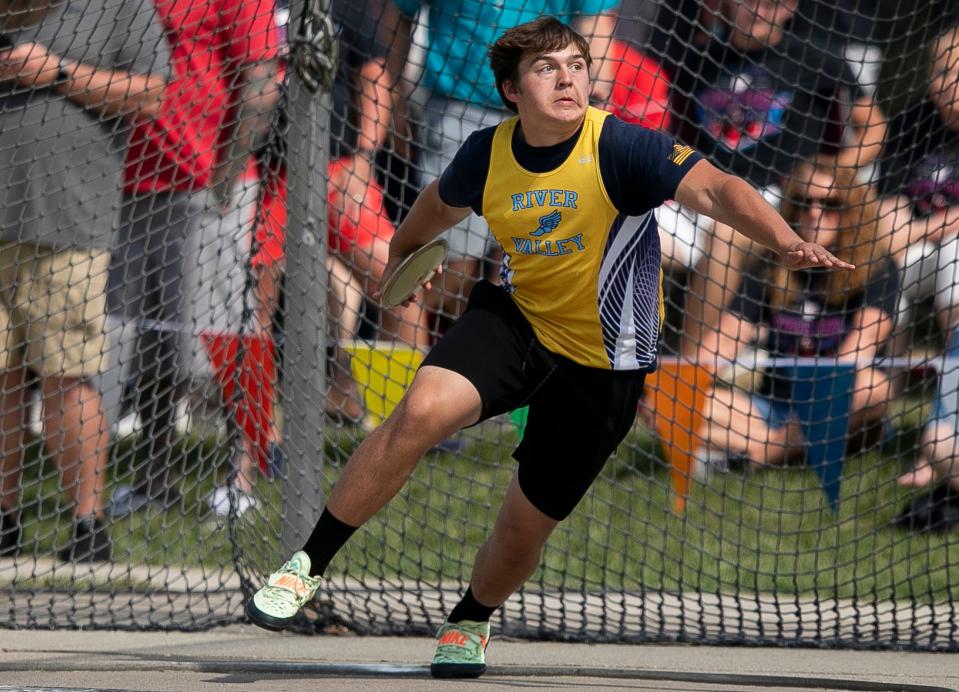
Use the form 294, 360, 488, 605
2, 0, 959, 563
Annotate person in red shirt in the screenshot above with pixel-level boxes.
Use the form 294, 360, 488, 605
106, 0, 281, 519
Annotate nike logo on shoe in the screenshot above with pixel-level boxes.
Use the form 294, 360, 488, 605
438, 631, 469, 647
272, 574, 309, 597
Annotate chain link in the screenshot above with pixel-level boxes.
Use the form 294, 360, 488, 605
290, 0, 338, 94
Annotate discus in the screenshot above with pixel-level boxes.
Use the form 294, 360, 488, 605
378, 238, 448, 308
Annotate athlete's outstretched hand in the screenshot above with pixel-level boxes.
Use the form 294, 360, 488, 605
782, 241, 855, 271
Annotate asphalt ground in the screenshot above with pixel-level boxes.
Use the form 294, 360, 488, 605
1, 625, 957, 691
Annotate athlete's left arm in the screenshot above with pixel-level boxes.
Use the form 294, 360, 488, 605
673, 159, 855, 271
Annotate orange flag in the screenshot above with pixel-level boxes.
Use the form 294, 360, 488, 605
645, 361, 713, 512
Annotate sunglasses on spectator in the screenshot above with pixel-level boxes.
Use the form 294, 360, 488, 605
789, 195, 844, 212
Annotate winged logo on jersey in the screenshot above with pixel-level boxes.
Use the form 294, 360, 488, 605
530, 210, 562, 237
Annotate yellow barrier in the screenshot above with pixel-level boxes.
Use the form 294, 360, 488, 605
344, 341, 424, 428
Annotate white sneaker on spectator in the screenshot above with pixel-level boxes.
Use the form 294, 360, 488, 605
208, 486, 257, 518
111, 410, 142, 439
717, 347, 770, 391
693, 446, 730, 480
29, 388, 42, 437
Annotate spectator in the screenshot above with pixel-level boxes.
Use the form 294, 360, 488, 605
610, 0, 660, 50
202, 155, 286, 518
652, 0, 887, 353
597, 37, 670, 131
694, 159, 897, 471
321, 0, 430, 423
105, 0, 281, 518
326, 253, 365, 423
604, 11, 704, 292
0, 0, 169, 561
384, 0, 619, 324
879, 26, 959, 488
790, 0, 883, 98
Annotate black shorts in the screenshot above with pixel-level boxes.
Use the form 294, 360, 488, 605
422, 280, 646, 520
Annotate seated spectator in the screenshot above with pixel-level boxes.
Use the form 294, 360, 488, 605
875, 25, 959, 488
325, 156, 430, 422
648, 0, 887, 353
326, 252, 365, 423
0, 1, 168, 561
320, 0, 429, 423
693, 159, 898, 471
907, 348, 959, 528
598, 38, 670, 131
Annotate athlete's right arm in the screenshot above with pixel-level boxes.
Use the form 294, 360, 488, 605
371, 180, 472, 302
390, 180, 472, 257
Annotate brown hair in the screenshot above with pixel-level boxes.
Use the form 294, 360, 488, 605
488, 16, 592, 114
766, 156, 890, 309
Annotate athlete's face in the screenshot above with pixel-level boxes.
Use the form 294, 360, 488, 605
504, 44, 590, 134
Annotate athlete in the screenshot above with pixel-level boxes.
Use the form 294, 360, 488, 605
244, 16, 852, 678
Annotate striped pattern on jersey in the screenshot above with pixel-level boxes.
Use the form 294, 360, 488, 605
481, 107, 664, 370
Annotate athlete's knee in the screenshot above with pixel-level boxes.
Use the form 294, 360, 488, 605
490, 519, 549, 566
389, 389, 445, 433
389, 378, 479, 439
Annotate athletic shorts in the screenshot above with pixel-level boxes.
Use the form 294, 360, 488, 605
0, 243, 109, 379
751, 394, 793, 431
422, 280, 646, 520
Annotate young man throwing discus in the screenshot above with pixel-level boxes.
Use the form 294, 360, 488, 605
246, 16, 852, 678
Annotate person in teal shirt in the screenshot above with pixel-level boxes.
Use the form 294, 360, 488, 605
385, 0, 618, 323
392, 0, 618, 108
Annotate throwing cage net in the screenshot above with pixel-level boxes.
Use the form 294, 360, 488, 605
3, 0, 959, 651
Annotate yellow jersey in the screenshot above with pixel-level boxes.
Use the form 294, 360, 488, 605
479, 107, 690, 370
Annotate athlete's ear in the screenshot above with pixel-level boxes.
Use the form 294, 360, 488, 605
503, 78, 522, 105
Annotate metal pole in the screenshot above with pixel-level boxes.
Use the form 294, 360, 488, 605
279, 0, 333, 555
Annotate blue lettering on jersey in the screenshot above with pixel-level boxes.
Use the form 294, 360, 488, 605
510, 189, 579, 211
530, 210, 561, 237
510, 232, 585, 256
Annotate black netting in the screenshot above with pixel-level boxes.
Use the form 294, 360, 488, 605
3, 0, 959, 652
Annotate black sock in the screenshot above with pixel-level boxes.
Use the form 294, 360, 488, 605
301, 507, 358, 577
448, 585, 498, 624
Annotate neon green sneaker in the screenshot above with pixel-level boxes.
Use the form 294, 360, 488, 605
430, 618, 491, 678
245, 550, 321, 631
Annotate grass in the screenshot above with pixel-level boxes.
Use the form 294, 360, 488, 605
9, 401, 959, 605
13, 432, 239, 570
342, 406, 959, 604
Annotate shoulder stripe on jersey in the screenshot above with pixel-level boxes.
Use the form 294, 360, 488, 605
668, 144, 697, 166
